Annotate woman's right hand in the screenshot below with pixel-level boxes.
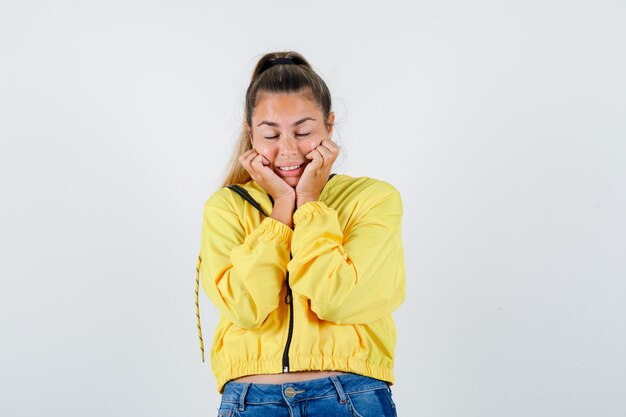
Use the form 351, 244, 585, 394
238, 149, 295, 201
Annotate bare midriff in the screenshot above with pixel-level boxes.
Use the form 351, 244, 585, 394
231, 370, 350, 384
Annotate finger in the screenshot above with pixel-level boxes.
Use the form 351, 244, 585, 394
317, 144, 337, 160
250, 153, 269, 173
316, 145, 334, 163
321, 139, 340, 154
306, 149, 324, 168
239, 152, 258, 175
249, 153, 262, 167
240, 148, 256, 158
239, 149, 255, 163
241, 150, 258, 167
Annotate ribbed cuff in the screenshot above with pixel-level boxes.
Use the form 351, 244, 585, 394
259, 216, 293, 245
293, 201, 330, 225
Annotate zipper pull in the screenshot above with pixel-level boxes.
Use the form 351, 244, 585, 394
285, 292, 292, 304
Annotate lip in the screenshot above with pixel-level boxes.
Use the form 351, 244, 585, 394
274, 162, 306, 177
276, 162, 305, 168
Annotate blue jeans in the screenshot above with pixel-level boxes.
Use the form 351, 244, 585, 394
216, 373, 398, 417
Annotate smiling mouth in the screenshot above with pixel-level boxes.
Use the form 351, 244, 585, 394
277, 163, 304, 171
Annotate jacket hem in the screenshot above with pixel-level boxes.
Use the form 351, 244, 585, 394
215, 357, 394, 394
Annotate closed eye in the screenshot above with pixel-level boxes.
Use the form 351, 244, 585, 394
264, 132, 311, 140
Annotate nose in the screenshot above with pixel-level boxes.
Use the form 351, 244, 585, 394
278, 137, 298, 155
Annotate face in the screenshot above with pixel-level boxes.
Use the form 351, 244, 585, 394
247, 92, 335, 188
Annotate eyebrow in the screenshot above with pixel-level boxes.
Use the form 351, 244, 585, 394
257, 117, 316, 127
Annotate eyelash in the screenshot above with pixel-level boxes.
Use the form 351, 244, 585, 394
264, 133, 310, 140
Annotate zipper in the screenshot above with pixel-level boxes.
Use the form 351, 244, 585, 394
282, 256, 294, 372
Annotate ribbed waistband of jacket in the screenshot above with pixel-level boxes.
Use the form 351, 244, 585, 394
220, 373, 390, 405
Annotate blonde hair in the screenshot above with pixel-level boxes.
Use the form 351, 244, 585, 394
220, 51, 334, 187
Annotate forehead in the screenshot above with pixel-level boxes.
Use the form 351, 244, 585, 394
253, 92, 322, 125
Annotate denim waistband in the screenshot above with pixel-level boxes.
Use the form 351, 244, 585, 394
220, 373, 390, 406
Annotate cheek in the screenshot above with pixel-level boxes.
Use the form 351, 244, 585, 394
253, 142, 277, 159
299, 139, 319, 154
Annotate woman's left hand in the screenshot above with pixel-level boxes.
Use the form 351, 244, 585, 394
295, 138, 340, 209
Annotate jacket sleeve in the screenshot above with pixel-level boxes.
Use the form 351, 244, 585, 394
287, 184, 406, 325
199, 193, 293, 329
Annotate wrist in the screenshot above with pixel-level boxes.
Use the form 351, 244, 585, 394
296, 193, 318, 209
271, 196, 296, 228
272, 189, 296, 202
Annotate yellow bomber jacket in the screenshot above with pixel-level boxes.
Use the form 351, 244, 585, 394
195, 174, 406, 393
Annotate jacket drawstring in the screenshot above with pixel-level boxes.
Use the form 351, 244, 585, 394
195, 253, 205, 362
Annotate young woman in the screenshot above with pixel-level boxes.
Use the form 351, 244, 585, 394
195, 51, 405, 417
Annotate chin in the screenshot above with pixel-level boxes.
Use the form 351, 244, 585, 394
284, 177, 300, 188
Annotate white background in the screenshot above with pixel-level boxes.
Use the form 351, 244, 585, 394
1, 1, 625, 416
